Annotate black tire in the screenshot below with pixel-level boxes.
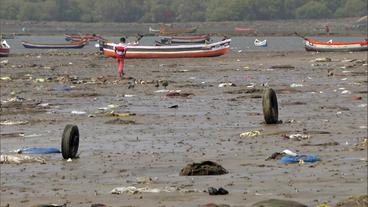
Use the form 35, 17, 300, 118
262, 88, 278, 124
61, 125, 79, 159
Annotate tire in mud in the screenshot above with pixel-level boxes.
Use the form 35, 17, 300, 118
61, 125, 79, 159
262, 88, 278, 124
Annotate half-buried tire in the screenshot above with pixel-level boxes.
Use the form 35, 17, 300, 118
262, 88, 278, 124
61, 125, 79, 159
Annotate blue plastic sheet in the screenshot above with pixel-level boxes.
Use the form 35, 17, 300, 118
280, 155, 320, 164
19, 147, 61, 154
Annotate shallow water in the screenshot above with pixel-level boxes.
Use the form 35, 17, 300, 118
4, 35, 367, 54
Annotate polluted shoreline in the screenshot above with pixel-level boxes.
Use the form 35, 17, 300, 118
0, 44, 367, 207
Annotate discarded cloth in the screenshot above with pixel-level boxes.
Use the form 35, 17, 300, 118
0, 154, 46, 164
15, 147, 61, 154
280, 155, 320, 164
0, 120, 29, 126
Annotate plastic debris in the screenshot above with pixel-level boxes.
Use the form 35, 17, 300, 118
104, 111, 136, 117
0, 76, 11, 80
0, 120, 29, 126
71, 110, 87, 115
111, 186, 176, 194
314, 57, 331, 62
283, 133, 310, 141
67, 158, 72, 162
357, 103, 367, 108
280, 155, 320, 164
290, 83, 303, 88
341, 90, 351, 94
14, 147, 61, 154
136, 176, 154, 184
218, 82, 236, 87
0, 154, 46, 164
240, 130, 261, 137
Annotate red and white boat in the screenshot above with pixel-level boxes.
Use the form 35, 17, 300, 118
0, 40, 10, 57
304, 38, 368, 52
101, 39, 231, 59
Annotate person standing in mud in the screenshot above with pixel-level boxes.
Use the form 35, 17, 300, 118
115, 37, 127, 79
325, 25, 330, 36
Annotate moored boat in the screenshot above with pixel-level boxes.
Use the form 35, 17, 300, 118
159, 25, 198, 35
101, 39, 231, 59
0, 40, 10, 57
235, 27, 256, 32
22, 40, 88, 49
65, 34, 106, 42
159, 34, 210, 44
304, 38, 368, 52
254, 39, 267, 47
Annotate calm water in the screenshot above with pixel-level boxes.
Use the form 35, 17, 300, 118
4, 35, 367, 54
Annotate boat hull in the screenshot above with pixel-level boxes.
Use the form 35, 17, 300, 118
305, 39, 368, 52
102, 39, 231, 59
22, 41, 87, 49
0, 48, 10, 57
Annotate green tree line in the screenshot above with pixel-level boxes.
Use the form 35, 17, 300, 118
0, 0, 366, 22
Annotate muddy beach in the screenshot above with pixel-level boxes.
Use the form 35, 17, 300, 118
0, 47, 367, 207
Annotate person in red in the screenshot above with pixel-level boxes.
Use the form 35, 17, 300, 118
115, 37, 127, 79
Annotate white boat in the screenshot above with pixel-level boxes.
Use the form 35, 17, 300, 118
254, 39, 267, 47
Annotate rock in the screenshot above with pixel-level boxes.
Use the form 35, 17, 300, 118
251, 199, 307, 207
335, 195, 368, 207
179, 161, 228, 176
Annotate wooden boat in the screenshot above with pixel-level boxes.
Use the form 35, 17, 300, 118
304, 38, 368, 52
65, 34, 106, 42
101, 39, 231, 59
254, 39, 267, 47
159, 34, 210, 44
22, 40, 88, 49
160, 25, 198, 35
0, 40, 10, 57
235, 27, 256, 32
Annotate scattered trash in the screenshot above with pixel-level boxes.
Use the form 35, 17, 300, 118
270, 65, 295, 69
67, 158, 72, 162
341, 90, 351, 94
14, 147, 61, 154
31, 204, 66, 207
0, 120, 29, 126
49, 86, 73, 92
71, 110, 87, 115
111, 186, 176, 194
251, 199, 307, 207
104, 111, 136, 117
208, 187, 229, 195
282, 133, 310, 141
61, 125, 79, 159
168, 105, 179, 108
105, 119, 136, 125
0, 59, 9, 64
166, 92, 193, 97
314, 57, 331, 62
290, 83, 303, 88
357, 103, 367, 108
0, 154, 46, 164
124, 94, 135, 97
0, 76, 11, 80
266, 149, 297, 161
180, 161, 228, 176
218, 82, 236, 87
352, 96, 362, 100
136, 176, 154, 184
335, 195, 368, 207
240, 130, 261, 137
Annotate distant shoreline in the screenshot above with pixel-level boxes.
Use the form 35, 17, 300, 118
1, 17, 366, 37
